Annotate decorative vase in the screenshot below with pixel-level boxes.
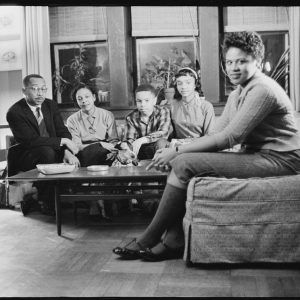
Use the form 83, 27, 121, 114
164, 87, 175, 102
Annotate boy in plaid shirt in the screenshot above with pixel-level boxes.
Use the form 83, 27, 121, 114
122, 84, 172, 160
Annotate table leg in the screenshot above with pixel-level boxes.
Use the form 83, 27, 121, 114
54, 184, 61, 236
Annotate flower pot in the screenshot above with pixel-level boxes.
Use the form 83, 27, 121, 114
164, 88, 175, 101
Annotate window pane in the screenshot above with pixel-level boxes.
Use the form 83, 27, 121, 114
223, 31, 289, 97
261, 32, 289, 94
131, 6, 198, 36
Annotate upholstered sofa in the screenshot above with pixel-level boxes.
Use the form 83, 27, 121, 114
183, 174, 300, 264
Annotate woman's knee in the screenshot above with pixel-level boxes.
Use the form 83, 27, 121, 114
171, 154, 195, 179
171, 153, 217, 184
167, 169, 188, 189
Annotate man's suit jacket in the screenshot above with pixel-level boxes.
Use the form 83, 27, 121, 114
6, 98, 71, 150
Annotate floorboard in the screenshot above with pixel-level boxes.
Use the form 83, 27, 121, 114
1, 208, 300, 297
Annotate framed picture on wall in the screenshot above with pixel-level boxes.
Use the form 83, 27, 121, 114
135, 37, 197, 90
0, 6, 22, 72
0, 6, 22, 36
52, 41, 111, 105
0, 40, 22, 71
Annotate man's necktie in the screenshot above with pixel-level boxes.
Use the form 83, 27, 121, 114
35, 107, 49, 137
36, 107, 42, 124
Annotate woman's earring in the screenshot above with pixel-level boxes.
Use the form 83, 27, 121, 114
257, 60, 263, 69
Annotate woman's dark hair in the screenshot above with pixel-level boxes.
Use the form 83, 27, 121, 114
221, 31, 265, 62
71, 83, 98, 106
174, 68, 204, 98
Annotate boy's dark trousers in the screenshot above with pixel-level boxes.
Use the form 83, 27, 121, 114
137, 138, 169, 160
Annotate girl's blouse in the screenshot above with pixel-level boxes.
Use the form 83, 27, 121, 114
170, 93, 215, 138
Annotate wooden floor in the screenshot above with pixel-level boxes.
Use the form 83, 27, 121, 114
1, 207, 300, 297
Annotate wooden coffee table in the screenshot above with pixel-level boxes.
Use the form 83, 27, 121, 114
8, 165, 168, 236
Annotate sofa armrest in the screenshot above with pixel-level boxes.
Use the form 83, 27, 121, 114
186, 175, 300, 225
184, 175, 300, 263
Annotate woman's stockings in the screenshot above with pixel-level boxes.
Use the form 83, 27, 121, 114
164, 219, 185, 247
135, 183, 187, 249
149, 219, 185, 254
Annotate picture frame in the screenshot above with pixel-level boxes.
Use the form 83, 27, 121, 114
52, 41, 111, 105
0, 7, 22, 72
0, 6, 22, 36
135, 37, 197, 89
0, 40, 22, 71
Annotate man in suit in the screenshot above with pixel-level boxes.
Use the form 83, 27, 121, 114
6, 74, 80, 215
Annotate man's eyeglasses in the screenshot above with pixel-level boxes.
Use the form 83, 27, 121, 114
28, 86, 48, 93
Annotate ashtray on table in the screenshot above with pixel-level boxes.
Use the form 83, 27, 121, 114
36, 163, 76, 175
87, 165, 109, 171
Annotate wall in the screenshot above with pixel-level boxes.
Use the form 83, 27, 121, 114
0, 71, 22, 148
0, 71, 22, 124
0, 7, 294, 136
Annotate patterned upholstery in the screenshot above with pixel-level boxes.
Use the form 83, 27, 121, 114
183, 175, 300, 264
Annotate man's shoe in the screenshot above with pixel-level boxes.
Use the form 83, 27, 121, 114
89, 214, 112, 222
20, 198, 33, 216
41, 208, 55, 216
38, 184, 55, 216
139, 241, 184, 262
19, 195, 40, 216
40, 203, 55, 216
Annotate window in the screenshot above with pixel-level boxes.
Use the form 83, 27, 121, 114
222, 7, 289, 97
131, 7, 199, 102
49, 6, 107, 43
131, 6, 198, 37
49, 7, 111, 106
261, 32, 289, 94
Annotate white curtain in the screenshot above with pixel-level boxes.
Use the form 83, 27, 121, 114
22, 6, 52, 98
289, 7, 300, 112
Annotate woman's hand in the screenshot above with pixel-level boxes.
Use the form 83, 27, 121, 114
146, 147, 178, 171
61, 138, 79, 155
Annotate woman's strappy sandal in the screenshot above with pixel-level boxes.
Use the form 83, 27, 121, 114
138, 240, 184, 262
112, 238, 146, 260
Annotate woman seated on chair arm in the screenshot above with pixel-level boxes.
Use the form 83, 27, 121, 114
112, 31, 300, 262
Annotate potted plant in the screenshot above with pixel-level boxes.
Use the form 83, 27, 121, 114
52, 44, 89, 103
263, 47, 290, 94
163, 57, 176, 102
52, 44, 109, 105
140, 48, 195, 104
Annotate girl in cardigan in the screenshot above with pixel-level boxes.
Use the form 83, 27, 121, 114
169, 67, 215, 140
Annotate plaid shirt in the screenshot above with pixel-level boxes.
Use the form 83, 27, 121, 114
125, 105, 171, 144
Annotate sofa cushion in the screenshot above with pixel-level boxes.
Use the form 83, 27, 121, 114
183, 175, 300, 264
